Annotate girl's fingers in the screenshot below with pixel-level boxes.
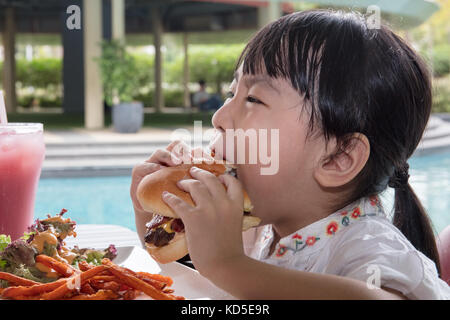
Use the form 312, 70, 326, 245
147, 149, 181, 166
166, 140, 189, 152
177, 179, 213, 208
218, 174, 244, 205
162, 191, 194, 221
189, 166, 227, 198
131, 163, 163, 213
131, 162, 163, 180
191, 147, 214, 163
167, 141, 215, 164
167, 140, 193, 163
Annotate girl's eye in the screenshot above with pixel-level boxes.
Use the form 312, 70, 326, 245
225, 92, 263, 105
225, 91, 235, 99
246, 95, 262, 104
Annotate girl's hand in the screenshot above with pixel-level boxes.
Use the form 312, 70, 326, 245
162, 166, 246, 278
130, 144, 180, 214
131, 140, 209, 242
130, 140, 211, 213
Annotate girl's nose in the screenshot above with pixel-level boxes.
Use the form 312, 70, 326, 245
212, 99, 234, 132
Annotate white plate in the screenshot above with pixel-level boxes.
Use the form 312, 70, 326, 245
114, 246, 235, 300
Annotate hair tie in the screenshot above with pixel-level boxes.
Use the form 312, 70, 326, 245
388, 162, 410, 189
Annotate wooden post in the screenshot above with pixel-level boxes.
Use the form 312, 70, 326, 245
2, 7, 17, 113
152, 7, 164, 113
111, 0, 125, 40
83, 0, 104, 129
258, 0, 281, 28
427, 23, 434, 74
183, 32, 191, 110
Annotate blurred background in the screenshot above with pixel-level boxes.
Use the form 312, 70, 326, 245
0, 0, 448, 234
0, 0, 448, 123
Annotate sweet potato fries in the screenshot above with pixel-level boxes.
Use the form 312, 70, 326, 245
0, 255, 184, 300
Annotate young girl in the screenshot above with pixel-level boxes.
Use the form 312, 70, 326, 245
131, 10, 450, 299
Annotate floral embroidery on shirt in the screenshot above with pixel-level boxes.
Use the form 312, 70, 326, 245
369, 195, 379, 206
269, 195, 384, 259
275, 236, 321, 256
351, 207, 361, 219
326, 221, 339, 235
276, 244, 288, 257
306, 236, 318, 246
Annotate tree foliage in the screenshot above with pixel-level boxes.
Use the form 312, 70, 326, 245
96, 40, 140, 105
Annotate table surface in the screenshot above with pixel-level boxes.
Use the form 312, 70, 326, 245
64, 224, 142, 249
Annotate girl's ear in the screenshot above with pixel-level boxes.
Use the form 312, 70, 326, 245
313, 133, 370, 188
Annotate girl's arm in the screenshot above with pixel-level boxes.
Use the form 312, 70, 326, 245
162, 166, 406, 300
206, 254, 406, 300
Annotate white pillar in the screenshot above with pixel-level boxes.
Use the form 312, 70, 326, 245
83, 0, 104, 129
111, 0, 125, 40
426, 23, 434, 74
2, 7, 16, 113
258, 1, 282, 29
183, 32, 191, 109
152, 8, 164, 112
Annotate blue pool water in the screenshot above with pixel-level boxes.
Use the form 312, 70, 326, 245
35, 176, 136, 231
34, 152, 450, 234
404, 152, 450, 234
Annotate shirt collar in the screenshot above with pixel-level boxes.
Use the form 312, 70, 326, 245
260, 195, 386, 259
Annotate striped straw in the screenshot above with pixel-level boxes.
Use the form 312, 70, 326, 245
0, 91, 8, 125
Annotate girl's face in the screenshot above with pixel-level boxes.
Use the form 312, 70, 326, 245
210, 66, 327, 227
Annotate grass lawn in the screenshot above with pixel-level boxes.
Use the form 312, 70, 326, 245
7, 111, 215, 130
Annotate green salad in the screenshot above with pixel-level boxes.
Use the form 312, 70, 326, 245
0, 209, 117, 287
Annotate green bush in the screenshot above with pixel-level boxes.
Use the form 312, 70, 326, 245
96, 40, 141, 105
131, 53, 155, 89
166, 44, 244, 91
39, 96, 62, 108
432, 75, 450, 113
17, 95, 35, 108
17, 94, 62, 108
0, 58, 62, 90
164, 89, 184, 108
133, 89, 186, 108
133, 91, 154, 108
432, 44, 450, 77
16, 58, 62, 88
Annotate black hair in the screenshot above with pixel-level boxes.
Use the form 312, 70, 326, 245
199, 79, 206, 86
237, 10, 440, 273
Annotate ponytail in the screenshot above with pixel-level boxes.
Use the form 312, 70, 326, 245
391, 181, 441, 275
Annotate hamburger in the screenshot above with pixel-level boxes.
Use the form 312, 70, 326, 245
136, 161, 260, 264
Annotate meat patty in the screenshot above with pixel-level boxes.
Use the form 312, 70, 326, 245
144, 215, 185, 247
144, 227, 175, 247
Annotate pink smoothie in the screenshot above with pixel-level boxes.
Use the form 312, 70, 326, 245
0, 123, 45, 240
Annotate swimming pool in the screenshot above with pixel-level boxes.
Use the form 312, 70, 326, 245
34, 152, 450, 234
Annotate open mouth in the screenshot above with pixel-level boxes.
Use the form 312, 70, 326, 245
226, 165, 238, 178
224, 165, 253, 215
208, 131, 233, 164
210, 139, 239, 177
210, 144, 235, 167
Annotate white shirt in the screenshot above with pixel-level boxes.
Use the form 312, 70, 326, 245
192, 91, 210, 106
243, 195, 450, 300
